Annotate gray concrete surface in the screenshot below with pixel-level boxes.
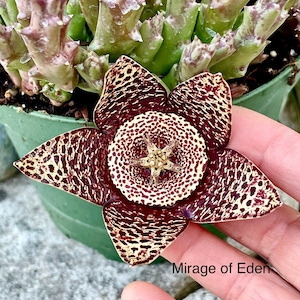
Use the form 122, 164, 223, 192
0, 174, 219, 300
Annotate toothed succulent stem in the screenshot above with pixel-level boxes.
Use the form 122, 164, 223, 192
195, 0, 248, 43
40, 81, 72, 106
130, 13, 164, 67
75, 48, 109, 93
210, 0, 295, 79
66, 0, 91, 42
163, 31, 236, 89
88, 0, 145, 60
147, 0, 199, 75
78, 0, 98, 34
0, 26, 32, 89
0, 0, 31, 88
17, 0, 79, 93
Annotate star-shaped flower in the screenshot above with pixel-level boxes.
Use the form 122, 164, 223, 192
14, 56, 281, 266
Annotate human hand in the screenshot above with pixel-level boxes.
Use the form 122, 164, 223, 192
121, 106, 300, 300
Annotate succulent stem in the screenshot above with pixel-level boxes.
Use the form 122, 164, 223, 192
75, 48, 109, 93
210, 0, 295, 79
79, 0, 99, 34
17, 0, 79, 97
195, 0, 248, 43
147, 0, 199, 75
130, 13, 164, 67
88, 0, 145, 61
66, 0, 91, 42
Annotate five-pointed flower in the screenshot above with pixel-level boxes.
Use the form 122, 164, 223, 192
14, 56, 281, 266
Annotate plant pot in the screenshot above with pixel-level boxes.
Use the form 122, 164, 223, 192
0, 123, 18, 181
233, 62, 300, 120
279, 80, 300, 132
0, 106, 124, 261
0, 64, 299, 262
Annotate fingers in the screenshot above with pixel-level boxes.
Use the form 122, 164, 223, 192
122, 107, 300, 299
224, 106, 300, 290
162, 223, 300, 299
122, 221, 300, 300
229, 106, 300, 201
121, 281, 174, 300
216, 204, 300, 291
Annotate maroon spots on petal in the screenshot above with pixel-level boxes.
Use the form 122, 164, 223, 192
14, 128, 111, 206
178, 149, 281, 222
103, 200, 188, 266
168, 72, 231, 150
94, 56, 169, 140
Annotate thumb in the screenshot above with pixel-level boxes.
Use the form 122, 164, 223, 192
121, 281, 174, 300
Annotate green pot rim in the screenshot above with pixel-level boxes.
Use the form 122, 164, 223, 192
233, 63, 296, 105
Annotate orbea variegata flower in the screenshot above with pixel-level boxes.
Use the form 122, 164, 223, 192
14, 56, 281, 266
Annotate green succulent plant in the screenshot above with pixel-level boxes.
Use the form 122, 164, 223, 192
0, 0, 297, 105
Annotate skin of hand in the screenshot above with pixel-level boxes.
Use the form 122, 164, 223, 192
121, 106, 300, 300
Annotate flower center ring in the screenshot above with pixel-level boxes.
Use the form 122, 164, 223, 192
107, 111, 208, 207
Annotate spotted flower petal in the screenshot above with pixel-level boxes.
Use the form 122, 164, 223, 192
14, 128, 110, 206
103, 199, 188, 266
168, 72, 232, 150
179, 149, 281, 222
94, 56, 168, 138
